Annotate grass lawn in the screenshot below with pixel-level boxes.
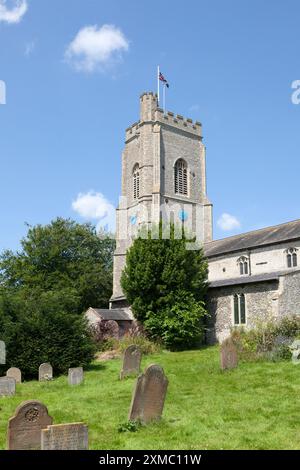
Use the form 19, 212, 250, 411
1, 346, 300, 450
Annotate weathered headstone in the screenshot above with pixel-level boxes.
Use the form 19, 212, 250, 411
6, 367, 22, 384
220, 340, 238, 370
0, 377, 16, 397
0, 340, 6, 365
41, 423, 88, 450
128, 364, 168, 424
120, 345, 142, 379
290, 339, 300, 364
68, 367, 83, 386
39, 363, 53, 382
7, 400, 53, 450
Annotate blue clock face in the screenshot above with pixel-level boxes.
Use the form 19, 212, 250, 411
130, 215, 137, 225
178, 210, 188, 222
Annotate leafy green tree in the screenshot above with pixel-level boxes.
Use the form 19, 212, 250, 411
0, 218, 115, 312
0, 290, 95, 379
121, 224, 209, 349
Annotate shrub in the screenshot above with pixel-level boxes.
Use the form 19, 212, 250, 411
90, 320, 120, 347
229, 315, 300, 362
0, 291, 95, 379
144, 291, 208, 351
118, 332, 161, 355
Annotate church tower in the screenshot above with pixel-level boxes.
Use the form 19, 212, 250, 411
110, 92, 213, 308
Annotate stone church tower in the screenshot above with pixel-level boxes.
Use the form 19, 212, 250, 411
110, 92, 213, 308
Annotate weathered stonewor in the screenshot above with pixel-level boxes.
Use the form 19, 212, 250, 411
7, 400, 53, 450
0, 377, 16, 397
0, 340, 6, 365
6, 367, 22, 384
128, 364, 168, 424
68, 367, 83, 386
220, 339, 238, 370
39, 363, 53, 382
120, 345, 142, 380
41, 423, 88, 450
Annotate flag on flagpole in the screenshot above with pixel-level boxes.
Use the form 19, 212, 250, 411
159, 71, 169, 88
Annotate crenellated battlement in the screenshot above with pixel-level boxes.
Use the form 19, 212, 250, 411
155, 108, 202, 137
125, 92, 202, 141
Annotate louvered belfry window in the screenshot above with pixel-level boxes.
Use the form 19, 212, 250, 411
174, 159, 188, 196
133, 164, 140, 200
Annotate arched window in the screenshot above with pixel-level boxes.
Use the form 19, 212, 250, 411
286, 248, 298, 268
237, 256, 249, 275
174, 159, 188, 195
133, 164, 140, 200
233, 294, 246, 325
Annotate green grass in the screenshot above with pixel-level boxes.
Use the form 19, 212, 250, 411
1, 346, 300, 450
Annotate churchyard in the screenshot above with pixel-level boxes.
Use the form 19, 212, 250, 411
1, 346, 300, 450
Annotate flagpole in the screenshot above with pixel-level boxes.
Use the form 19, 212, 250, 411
157, 65, 160, 105
163, 83, 166, 113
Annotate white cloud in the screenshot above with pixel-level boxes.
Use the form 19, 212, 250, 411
217, 213, 241, 232
0, 0, 28, 24
65, 24, 129, 73
72, 191, 115, 232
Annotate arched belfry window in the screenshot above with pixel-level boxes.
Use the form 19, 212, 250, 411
174, 159, 188, 196
286, 248, 298, 268
133, 164, 140, 200
237, 256, 249, 276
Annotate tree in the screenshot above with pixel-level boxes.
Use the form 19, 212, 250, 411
121, 224, 209, 349
0, 290, 95, 379
0, 218, 115, 312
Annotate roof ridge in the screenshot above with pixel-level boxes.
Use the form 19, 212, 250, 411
206, 218, 300, 246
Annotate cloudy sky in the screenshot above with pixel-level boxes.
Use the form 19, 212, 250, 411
1, 0, 300, 250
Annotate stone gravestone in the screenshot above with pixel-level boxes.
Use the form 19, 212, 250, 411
0, 377, 16, 397
220, 340, 238, 370
6, 367, 22, 384
41, 423, 88, 450
128, 364, 168, 424
68, 367, 83, 386
39, 363, 53, 382
289, 339, 300, 364
120, 345, 142, 380
7, 400, 53, 450
0, 340, 6, 365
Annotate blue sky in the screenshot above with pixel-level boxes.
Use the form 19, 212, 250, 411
1, 0, 300, 252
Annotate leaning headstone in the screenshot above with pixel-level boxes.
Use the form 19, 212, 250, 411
220, 339, 238, 370
6, 367, 22, 384
68, 367, 83, 386
0, 377, 16, 397
7, 400, 53, 450
39, 363, 53, 382
0, 340, 6, 364
128, 364, 168, 424
41, 423, 88, 450
289, 339, 300, 364
120, 345, 142, 379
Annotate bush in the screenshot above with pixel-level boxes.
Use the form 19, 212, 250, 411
118, 333, 161, 356
229, 315, 300, 362
144, 291, 208, 351
0, 291, 95, 379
